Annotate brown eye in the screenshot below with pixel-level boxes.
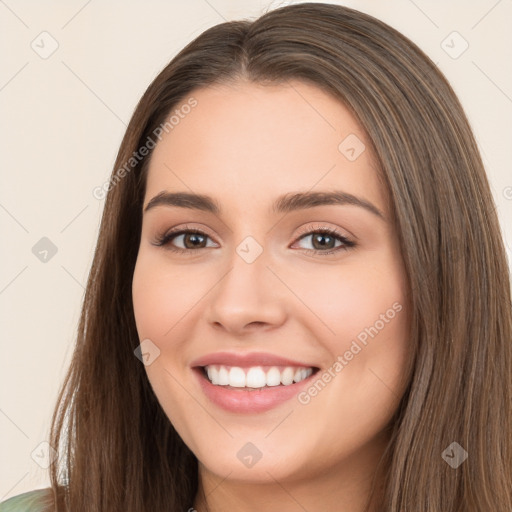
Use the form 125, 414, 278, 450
307, 232, 338, 250
181, 232, 208, 249
153, 228, 216, 254
294, 227, 356, 256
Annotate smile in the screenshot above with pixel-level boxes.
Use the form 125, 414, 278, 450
203, 365, 315, 389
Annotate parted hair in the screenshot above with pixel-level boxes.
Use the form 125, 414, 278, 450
42, 3, 512, 511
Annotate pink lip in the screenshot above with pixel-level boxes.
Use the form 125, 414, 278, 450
190, 351, 319, 414
193, 367, 317, 413
190, 351, 316, 369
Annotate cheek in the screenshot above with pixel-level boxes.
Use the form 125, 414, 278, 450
132, 255, 205, 341
289, 276, 409, 469
131, 255, 199, 403
290, 253, 411, 412
131, 256, 204, 441
285, 257, 407, 353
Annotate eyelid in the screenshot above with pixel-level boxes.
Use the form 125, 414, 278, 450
152, 222, 356, 256
152, 223, 219, 247
162, 223, 217, 239
291, 223, 356, 255
294, 222, 352, 240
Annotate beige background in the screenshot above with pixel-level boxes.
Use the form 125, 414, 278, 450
1, 0, 511, 499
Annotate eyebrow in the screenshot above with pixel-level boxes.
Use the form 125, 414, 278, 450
143, 190, 385, 219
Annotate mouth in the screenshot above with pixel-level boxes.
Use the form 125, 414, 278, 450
192, 363, 320, 413
199, 364, 319, 390
190, 351, 321, 413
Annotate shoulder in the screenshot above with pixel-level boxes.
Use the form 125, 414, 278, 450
0, 488, 53, 512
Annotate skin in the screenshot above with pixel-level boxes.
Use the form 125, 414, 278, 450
132, 79, 411, 512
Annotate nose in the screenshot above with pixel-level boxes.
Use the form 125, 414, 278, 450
205, 248, 288, 335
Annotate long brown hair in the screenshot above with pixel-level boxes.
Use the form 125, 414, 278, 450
43, 3, 512, 510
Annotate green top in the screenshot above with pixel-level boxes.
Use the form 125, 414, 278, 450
0, 489, 52, 512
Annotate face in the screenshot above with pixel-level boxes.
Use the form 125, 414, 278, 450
132, 80, 411, 487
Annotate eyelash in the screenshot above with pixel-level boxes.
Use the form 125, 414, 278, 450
152, 224, 356, 256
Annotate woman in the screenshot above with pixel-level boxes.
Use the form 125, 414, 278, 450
2, 2, 510, 511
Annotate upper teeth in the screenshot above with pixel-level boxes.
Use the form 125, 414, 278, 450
204, 365, 314, 388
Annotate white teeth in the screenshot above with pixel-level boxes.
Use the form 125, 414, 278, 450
281, 367, 295, 386
229, 367, 246, 387
246, 367, 266, 388
203, 365, 314, 388
266, 367, 281, 386
218, 366, 229, 385
206, 366, 217, 384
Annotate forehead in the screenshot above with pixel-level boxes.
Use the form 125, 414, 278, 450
144, 80, 387, 217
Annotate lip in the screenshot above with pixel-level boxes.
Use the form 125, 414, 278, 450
190, 351, 316, 368
190, 351, 319, 414
193, 368, 318, 413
